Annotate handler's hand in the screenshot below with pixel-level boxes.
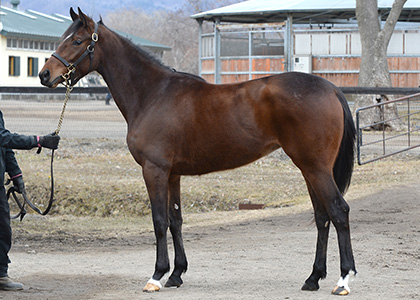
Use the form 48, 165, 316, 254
39, 133, 60, 150
12, 175, 25, 194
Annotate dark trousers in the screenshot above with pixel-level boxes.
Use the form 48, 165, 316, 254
0, 186, 11, 277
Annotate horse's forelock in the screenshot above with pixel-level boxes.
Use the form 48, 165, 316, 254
60, 19, 83, 42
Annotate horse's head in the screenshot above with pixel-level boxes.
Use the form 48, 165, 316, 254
39, 8, 100, 88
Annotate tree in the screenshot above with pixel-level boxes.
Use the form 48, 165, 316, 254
105, 0, 237, 75
355, 0, 407, 130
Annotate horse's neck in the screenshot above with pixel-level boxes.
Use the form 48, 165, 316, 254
97, 32, 169, 123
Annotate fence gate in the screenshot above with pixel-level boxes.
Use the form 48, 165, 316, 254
356, 93, 420, 165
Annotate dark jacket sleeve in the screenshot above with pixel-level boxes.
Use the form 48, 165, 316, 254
0, 111, 37, 150
5, 148, 22, 178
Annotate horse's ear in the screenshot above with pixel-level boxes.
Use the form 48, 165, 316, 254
70, 7, 78, 21
77, 7, 89, 27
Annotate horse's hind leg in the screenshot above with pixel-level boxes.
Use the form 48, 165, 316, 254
303, 170, 356, 295
165, 175, 188, 288
301, 180, 331, 291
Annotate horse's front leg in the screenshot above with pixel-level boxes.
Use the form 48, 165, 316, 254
141, 161, 171, 292
165, 175, 188, 288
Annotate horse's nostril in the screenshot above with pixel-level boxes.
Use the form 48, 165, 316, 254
39, 69, 50, 83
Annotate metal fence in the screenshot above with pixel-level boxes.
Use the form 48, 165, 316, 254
356, 93, 420, 165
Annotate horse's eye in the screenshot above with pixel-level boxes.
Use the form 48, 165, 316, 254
73, 39, 82, 46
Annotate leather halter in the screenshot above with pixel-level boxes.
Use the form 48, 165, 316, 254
51, 22, 99, 87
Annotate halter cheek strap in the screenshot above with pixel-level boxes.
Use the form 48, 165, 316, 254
51, 22, 99, 87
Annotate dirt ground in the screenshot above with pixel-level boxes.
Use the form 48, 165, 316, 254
0, 183, 418, 300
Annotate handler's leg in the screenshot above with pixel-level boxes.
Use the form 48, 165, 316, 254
0, 187, 23, 291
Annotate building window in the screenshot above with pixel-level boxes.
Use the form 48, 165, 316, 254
6, 37, 22, 49
6, 38, 56, 52
9, 56, 20, 76
28, 57, 39, 77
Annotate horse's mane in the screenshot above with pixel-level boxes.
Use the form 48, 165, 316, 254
104, 23, 172, 71
101, 21, 206, 82
173, 70, 206, 82
60, 19, 83, 42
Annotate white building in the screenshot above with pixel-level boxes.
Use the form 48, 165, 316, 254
0, 2, 170, 87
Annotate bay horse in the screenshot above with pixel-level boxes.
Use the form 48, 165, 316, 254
39, 8, 356, 295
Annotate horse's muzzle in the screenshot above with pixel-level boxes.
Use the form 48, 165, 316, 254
39, 69, 62, 88
39, 69, 51, 87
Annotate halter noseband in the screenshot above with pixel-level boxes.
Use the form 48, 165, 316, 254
51, 22, 99, 87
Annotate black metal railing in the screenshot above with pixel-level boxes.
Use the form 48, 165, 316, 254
356, 93, 420, 165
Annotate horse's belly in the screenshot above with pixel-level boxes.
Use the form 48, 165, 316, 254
171, 142, 280, 175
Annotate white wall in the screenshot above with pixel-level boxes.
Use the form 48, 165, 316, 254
0, 36, 52, 86
405, 32, 420, 54
294, 30, 420, 56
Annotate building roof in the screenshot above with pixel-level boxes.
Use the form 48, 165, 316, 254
191, 0, 420, 24
0, 6, 170, 51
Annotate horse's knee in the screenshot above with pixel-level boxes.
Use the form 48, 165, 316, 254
153, 217, 169, 238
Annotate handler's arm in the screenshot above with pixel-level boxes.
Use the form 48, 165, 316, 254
0, 111, 37, 150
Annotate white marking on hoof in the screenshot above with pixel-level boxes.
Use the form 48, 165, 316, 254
143, 278, 162, 293
332, 271, 355, 295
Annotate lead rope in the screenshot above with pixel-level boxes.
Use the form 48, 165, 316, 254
9, 77, 73, 220
30, 72, 73, 215
55, 78, 73, 135
36, 76, 74, 214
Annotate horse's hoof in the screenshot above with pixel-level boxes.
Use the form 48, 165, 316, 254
332, 285, 350, 296
143, 282, 161, 293
301, 282, 319, 291
165, 276, 183, 288
143, 278, 162, 293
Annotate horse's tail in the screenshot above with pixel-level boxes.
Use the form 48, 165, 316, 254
333, 88, 356, 195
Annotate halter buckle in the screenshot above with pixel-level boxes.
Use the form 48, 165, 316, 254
92, 32, 99, 42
